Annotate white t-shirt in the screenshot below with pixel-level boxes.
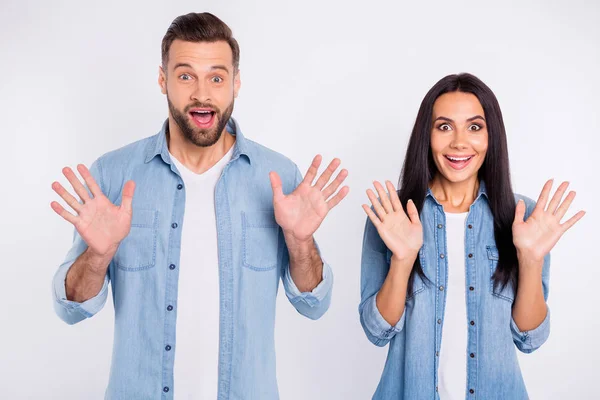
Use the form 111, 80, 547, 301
169, 145, 234, 399
438, 212, 468, 399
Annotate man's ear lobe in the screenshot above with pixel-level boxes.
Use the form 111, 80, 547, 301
158, 66, 167, 95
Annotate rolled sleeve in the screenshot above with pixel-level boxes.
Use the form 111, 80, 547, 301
283, 260, 333, 320
52, 262, 110, 325
511, 306, 551, 353
360, 294, 405, 347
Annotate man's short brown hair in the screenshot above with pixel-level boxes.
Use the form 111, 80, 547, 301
161, 12, 240, 72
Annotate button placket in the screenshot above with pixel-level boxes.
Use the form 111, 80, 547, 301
161, 176, 185, 397
434, 210, 447, 393
465, 216, 478, 398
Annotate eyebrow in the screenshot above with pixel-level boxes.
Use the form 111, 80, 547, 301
173, 63, 193, 70
210, 65, 230, 73
434, 115, 486, 123
172, 63, 230, 74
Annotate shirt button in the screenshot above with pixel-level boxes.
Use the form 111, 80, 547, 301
470, 389, 475, 394
165, 345, 172, 351
437, 224, 443, 229
167, 305, 173, 311
169, 264, 176, 270
437, 319, 442, 324
171, 222, 178, 229
439, 286, 444, 291
470, 320, 475, 326
440, 253, 445, 259
469, 286, 475, 291
470, 353, 475, 358
436, 351, 439, 356
177, 184, 183, 190
468, 224, 473, 229
468, 253, 473, 258
163, 387, 170, 393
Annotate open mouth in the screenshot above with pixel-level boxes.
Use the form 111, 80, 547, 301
444, 154, 474, 170
189, 108, 216, 129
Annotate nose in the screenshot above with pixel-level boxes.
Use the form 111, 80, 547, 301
190, 79, 212, 104
449, 129, 469, 150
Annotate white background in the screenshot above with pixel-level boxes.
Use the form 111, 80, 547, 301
1, 0, 598, 398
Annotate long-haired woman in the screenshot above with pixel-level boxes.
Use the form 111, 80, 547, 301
359, 73, 585, 399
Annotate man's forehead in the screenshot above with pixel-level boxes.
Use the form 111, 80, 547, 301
169, 39, 233, 68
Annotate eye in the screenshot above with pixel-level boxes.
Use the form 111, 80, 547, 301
469, 124, 482, 131
179, 74, 192, 81
438, 123, 452, 131
212, 76, 224, 83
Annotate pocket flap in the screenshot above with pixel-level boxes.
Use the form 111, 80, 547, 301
486, 245, 499, 261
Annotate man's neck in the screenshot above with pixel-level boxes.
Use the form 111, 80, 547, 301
167, 120, 235, 174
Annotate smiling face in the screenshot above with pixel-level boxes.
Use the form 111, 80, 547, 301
430, 91, 489, 185
158, 39, 241, 147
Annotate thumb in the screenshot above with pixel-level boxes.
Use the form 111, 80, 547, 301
269, 171, 284, 202
120, 180, 136, 214
514, 199, 526, 225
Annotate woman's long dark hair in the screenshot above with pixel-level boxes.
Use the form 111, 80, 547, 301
399, 73, 518, 292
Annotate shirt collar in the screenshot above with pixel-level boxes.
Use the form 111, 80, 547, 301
144, 117, 252, 165
425, 179, 488, 206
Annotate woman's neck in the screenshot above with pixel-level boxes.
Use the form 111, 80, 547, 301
429, 175, 480, 213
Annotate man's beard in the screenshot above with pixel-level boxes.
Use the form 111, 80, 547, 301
167, 96, 234, 147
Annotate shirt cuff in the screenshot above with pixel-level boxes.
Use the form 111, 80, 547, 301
362, 293, 405, 340
511, 306, 551, 351
53, 264, 109, 318
284, 260, 333, 307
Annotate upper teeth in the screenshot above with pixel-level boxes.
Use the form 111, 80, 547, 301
194, 110, 211, 114
447, 156, 471, 161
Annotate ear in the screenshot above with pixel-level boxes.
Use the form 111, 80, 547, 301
233, 69, 241, 98
158, 66, 167, 95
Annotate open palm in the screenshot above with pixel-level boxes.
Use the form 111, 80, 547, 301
513, 179, 585, 262
363, 181, 423, 262
51, 164, 136, 256
270, 155, 349, 243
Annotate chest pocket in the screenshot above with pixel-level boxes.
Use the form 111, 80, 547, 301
242, 211, 280, 271
386, 245, 426, 299
487, 245, 515, 302
114, 209, 158, 271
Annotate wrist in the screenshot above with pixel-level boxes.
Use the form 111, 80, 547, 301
283, 231, 313, 254
389, 254, 416, 279
517, 250, 544, 270
84, 247, 115, 275
390, 249, 418, 266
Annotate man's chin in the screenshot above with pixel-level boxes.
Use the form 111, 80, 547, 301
186, 129, 221, 147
